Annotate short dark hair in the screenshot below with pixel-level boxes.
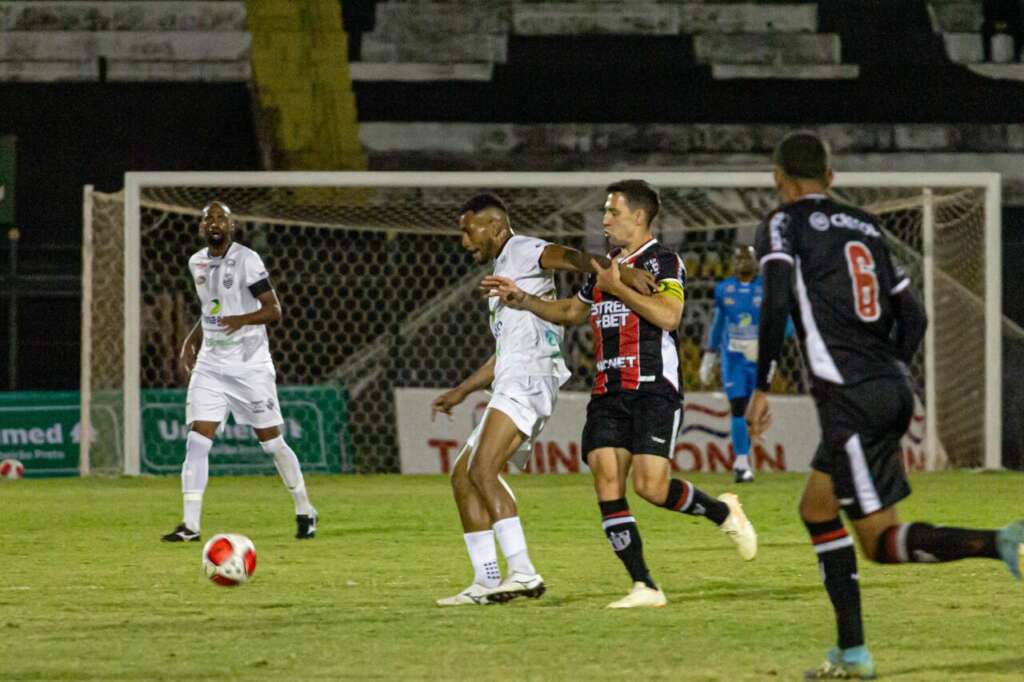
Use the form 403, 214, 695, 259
606, 179, 661, 226
772, 131, 830, 181
459, 193, 508, 216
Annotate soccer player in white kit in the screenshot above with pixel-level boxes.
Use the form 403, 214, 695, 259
432, 194, 656, 605
161, 202, 317, 542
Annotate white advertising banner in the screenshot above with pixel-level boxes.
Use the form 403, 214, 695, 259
395, 389, 928, 475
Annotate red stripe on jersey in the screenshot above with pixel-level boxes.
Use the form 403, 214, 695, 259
620, 312, 640, 390
592, 288, 607, 395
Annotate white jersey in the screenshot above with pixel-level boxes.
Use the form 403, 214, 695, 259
188, 242, 274, 371
489, 235, 571, 385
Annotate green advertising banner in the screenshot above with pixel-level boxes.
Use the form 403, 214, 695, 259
141, 385, 351, 475
0, 385, 350, 477
0, 136, 13, 226
0, 391, 118, 478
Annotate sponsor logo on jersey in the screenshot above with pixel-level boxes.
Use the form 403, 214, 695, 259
724, 297, 735, 306
645, 258, 660, 276
592, 299, 631, 328
830, 212, 880, 238
810, 212, 830, 231
596, 355, 638, 371
769, 212, 789, 251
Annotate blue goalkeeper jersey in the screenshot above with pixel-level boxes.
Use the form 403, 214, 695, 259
706, 276, 792, 370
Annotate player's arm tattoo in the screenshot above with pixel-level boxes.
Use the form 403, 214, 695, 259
540, 245, 656, 294
755, 259, 793, 391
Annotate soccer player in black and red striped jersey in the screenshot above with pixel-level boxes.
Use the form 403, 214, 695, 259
747, 131, 1024, 679
483, 179, 757, 608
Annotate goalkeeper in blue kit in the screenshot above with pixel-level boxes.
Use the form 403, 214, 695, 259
699, 245, 792, 483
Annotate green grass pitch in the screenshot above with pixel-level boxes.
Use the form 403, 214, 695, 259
1, 472, 1022, 680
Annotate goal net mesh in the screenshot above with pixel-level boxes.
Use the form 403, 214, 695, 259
84, 180, 994, 473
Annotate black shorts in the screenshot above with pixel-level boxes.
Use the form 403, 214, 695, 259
581, 392, 682, 463
810, 376, 914, 519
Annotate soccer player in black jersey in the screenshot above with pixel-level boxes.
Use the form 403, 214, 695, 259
483, 179, 757, 608
748, 132, 1024, 679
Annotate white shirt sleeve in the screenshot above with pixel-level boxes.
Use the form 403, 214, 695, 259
243, 250, 270, 288
509, 236, 549, 277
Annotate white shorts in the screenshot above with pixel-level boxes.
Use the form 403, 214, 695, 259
186, 363, 283, 429
460, 375, 560, 471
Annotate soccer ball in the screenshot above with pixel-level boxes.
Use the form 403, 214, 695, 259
0, 459, 24, 479
201, 533, 257, 586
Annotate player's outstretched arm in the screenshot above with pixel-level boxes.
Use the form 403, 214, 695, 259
592, 259, 682, 332
431, 355, 496, 421
480, 275, 590, 326
539, 244, 656, 295
219, 290, 282, 335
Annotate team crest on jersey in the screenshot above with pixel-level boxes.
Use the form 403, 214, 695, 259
226, 259, 236, 266
223, 274, 234, 289
810, 212, 830, 231
725, 284, 735, 293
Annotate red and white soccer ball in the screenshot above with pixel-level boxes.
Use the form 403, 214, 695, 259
202, 533, 257, 586
0, 458, 25, 480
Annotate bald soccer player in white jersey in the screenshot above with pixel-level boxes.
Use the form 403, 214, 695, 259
432, 193, 657, 605
161, 201, 317, 543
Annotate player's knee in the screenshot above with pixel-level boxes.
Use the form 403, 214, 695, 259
467, 459, 497, 490
259, 435, 285, 455
632, 476, 665, 505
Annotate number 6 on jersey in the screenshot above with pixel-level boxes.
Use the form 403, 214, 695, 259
844, 241, 880, 322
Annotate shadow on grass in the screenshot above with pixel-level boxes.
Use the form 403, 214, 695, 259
886, 656, 1024, 677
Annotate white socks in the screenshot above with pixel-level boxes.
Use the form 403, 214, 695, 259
464, 530, 501, 588
260, 435, 315, 516
182, 431, 212, 532
493, 516, 536, 576
734, 454, 750, 471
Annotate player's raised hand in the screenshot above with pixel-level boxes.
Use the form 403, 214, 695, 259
620, 265, 657, 295
745, 389, 772, 438
592, 258, 624, 296
480, 275, 527, 308
431, 388, 464, 421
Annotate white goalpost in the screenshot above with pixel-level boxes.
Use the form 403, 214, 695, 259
81, 171, 1003, 475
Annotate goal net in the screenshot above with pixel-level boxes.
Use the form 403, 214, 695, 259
81, 172, 1002, 475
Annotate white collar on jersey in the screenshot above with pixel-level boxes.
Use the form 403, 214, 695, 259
618, 238, 658, 264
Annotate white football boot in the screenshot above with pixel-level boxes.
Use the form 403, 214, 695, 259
487, 572, 546, 603
435, 583, 499, 606
606, 581, 667, 609
718, 492, 758, 561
